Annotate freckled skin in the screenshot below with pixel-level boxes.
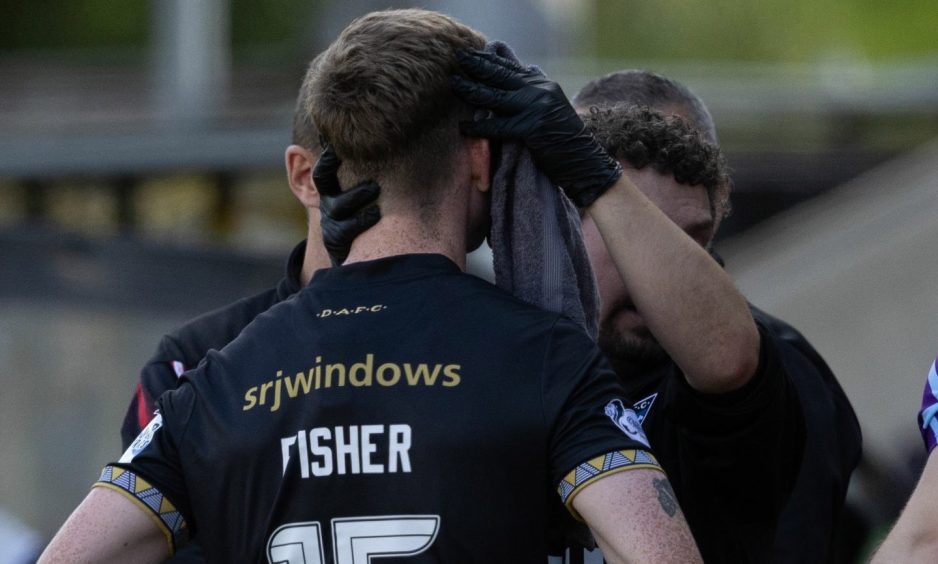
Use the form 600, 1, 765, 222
574, 469, 702, 563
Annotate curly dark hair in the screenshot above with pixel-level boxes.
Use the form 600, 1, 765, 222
583, 105, 731, 221
573, 69, 718, 145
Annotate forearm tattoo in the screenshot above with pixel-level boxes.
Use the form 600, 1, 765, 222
653, 477, 677, 517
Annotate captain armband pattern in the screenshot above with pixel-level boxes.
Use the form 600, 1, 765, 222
557, 449, 663, 519
93, 465, 189, 553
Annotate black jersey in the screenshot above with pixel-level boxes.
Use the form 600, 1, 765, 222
614, 317, 805, 563
562, 305, 859, 564
754, 306, 861, 564
99, 254, 659, 563
117, 242, 304, 564
119, 242, 305, 448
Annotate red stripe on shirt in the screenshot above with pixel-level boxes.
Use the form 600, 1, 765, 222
135, 383, 152, 430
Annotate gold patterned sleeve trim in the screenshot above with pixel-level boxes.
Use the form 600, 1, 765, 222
557, 449, 664, 520
92, 465, 189, 553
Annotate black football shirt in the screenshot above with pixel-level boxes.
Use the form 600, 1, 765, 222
97, 254, 660, 563
556, 315, 809, 564
120, 240, 307, 450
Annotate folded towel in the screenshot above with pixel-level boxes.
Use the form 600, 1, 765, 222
485, 41, 600, 338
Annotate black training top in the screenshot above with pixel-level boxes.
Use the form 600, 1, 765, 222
755, 306, 861, 564
117, 242, 305, 564
100, 254, 659, 563
119, 241, 306, 449
560, 305, 859, 564
611, 317, 805, 563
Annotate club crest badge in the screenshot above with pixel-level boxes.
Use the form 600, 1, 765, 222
605, 399, 650, 447
632, 392, 658, 424
119, 412, 163, 463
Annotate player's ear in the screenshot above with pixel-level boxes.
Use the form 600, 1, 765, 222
285, 145, 320, 209
466, 137, 491, 194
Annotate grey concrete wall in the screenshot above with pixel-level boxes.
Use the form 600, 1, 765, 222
720, 139, 938, 461
0, 300, 182, 539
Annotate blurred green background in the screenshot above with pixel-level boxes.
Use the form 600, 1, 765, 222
594, 0, 938, 62
4, 0, 937, 61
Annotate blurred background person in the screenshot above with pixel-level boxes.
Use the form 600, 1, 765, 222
2, 1, 938, 561
871, 355, 938, 562
0, 508, 42, 564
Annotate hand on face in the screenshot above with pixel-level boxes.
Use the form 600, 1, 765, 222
583, 167, 714, 369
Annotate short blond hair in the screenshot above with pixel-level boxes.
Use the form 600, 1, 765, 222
292, 53, 325, 154
305, 9, 486, 208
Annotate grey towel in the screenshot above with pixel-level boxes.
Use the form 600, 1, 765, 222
485, 41, 600, 338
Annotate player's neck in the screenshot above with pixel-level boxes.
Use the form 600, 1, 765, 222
301, 215, 331, 286
344, 213, 466, 271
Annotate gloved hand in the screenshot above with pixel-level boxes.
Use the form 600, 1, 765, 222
313, 145, 381, 266
451, 49, 622, 208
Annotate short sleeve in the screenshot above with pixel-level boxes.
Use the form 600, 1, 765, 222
542, 318, 662, 514
666, 321, 805, 519
120, 335, 190, 449
918, 356, 938, 454
95, 381, 198, 554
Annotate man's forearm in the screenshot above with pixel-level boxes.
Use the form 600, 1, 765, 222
872, 451, 938, 563
39, 487, 169, 564
587, 175, 759, 393
574, 468, 702, 563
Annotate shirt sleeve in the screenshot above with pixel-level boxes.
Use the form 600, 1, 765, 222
666, 320, 806, 521
97, 379, 198, 555
120, 335, 191, 450
918, 356, 938, 454
542, 317, 663, 516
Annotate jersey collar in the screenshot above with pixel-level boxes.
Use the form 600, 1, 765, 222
310, 254, 460, 287
278, 240, 307, 299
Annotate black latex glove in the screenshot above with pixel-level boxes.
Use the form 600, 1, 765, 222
451, 49, 623, 209
313, 145, 381, 266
